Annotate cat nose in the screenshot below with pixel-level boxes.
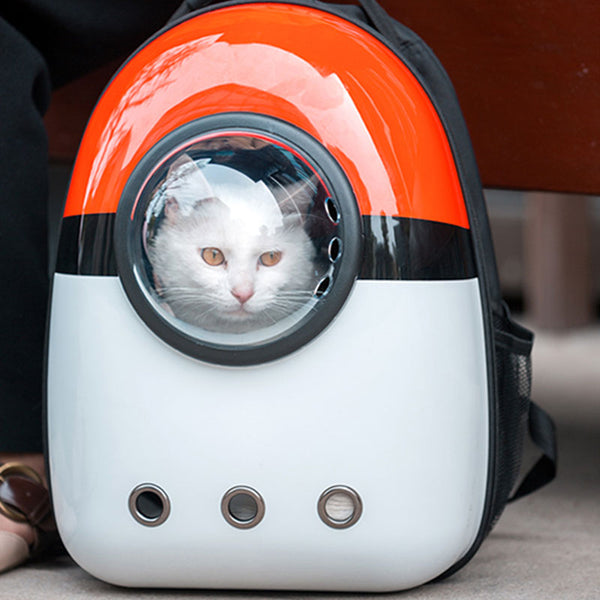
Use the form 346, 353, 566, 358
231, 287, 254, 305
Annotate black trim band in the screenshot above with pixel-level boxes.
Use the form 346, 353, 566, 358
360, 216, 475, 280
56, 212, 475, 280
55, 213, 116, 276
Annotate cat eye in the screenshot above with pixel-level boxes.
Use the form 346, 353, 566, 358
201, 247, 225, 266
259, 251, 282, 267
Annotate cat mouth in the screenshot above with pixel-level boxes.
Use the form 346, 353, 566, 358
227, 307, 254, 318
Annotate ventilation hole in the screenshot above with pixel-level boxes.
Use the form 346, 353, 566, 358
324, 492, 355, 522
228, 493, 258, 522
136, 491, 164, 520
328, 237, 342, 262
317, 486, 363, 529
314, 276, 331, 297
129, 484, 171, 527
221, 486, 265, 529
325, 198, 339, 223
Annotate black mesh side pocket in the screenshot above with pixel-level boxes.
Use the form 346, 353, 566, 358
489, 302, 533, 528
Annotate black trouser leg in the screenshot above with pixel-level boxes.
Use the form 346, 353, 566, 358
0, 0, 181, 452
0, 17, 50, 452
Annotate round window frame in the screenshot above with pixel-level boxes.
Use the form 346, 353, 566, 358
114, 113, 362, 366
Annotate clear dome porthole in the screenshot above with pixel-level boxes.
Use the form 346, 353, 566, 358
115, 116, 361, 365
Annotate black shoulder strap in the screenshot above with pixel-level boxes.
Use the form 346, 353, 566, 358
357, 0, 408, 47
509, 401, 558, 502
170, 0, 214, 21
170, 0, 411, 46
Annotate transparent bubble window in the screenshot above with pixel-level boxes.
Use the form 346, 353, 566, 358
116, 121, 361, 365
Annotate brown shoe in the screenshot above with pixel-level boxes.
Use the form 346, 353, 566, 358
0, 462, 60, 573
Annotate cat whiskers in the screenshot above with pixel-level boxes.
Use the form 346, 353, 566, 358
160, 285, 216, 302
265, 290, 314, 318
173, 302, 223, 325
158, 284, 316, 330
159, 286, 225, 320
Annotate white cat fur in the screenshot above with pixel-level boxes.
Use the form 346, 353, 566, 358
147, 159, 316, 333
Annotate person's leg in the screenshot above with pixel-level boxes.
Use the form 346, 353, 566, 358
0, 15, 50, 572
0, 16, 50, 455
0, 0, 184, 453
0, 0, 180, 572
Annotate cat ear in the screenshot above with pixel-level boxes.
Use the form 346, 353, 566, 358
277, 176, 318, 220
166, 153, 198, 179
164, 196, 180, 222
164, 154, 214, 214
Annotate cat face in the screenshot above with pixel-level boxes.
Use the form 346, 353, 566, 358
147, 160, 317, 334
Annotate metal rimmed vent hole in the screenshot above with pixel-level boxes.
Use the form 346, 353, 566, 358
228, 493, 258, 522
136, 491, 164, 520
324, 492, 355, 522
314, 276, 331, 297
318, 486, 362, 529
221, 486, 265, 529
129, 484, 171, 527
325, 198, 339, 223
328, 237, 342, 262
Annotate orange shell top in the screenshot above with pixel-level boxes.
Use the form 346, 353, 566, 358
64, 3, 468, 229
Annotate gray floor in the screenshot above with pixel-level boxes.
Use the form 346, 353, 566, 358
3, 324, 599, 599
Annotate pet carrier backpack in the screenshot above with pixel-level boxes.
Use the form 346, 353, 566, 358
46, 0, 556, 591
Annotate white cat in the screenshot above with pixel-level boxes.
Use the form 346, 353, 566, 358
147, 156, 317, 334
